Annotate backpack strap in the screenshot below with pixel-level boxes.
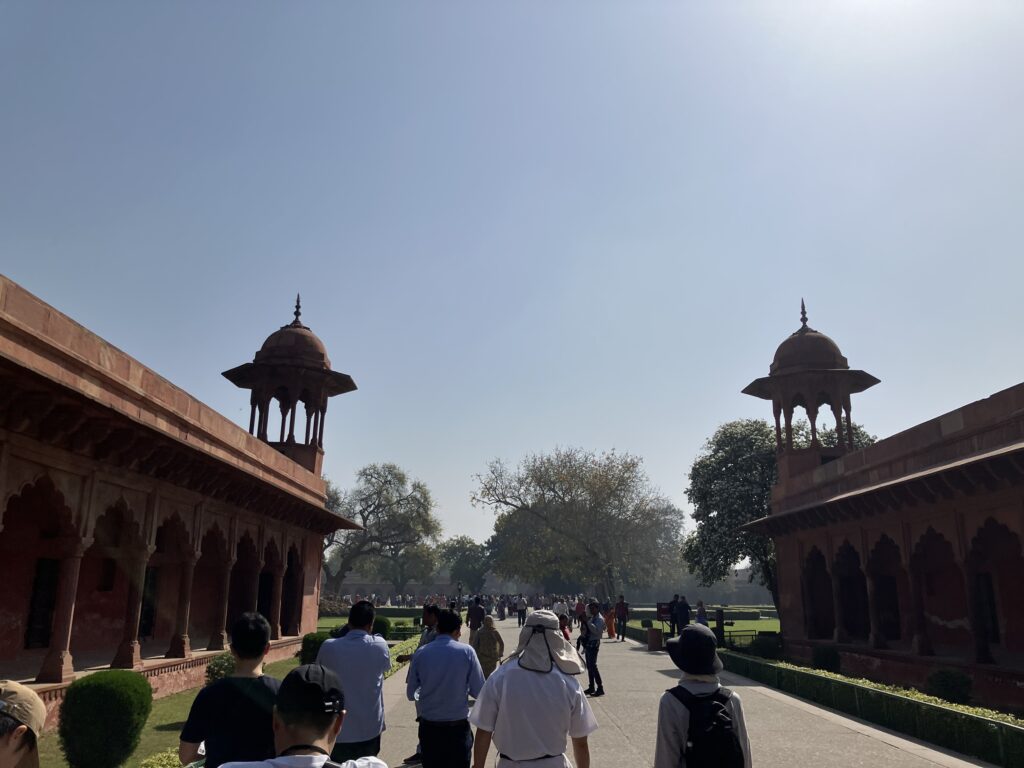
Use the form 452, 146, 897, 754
666, 685, 733, 709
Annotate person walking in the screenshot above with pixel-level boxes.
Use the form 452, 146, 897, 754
675, 595, 692, 630
470, 610, 598, 768
580, 602, 605, 697
668, 595, 679, 637
614, 595, 629, 642
516, 595, 528, 627
0, 680, 45, 768
472, 615, 505, 678
467, 597, 486, 646
180, 613, 281, 768
315, 601, 391, 762
695, 600, 709, 627
220, 664, 386, 768
406, 609, 485, 768
653, 624, 751, 768
419, 604, 441, 648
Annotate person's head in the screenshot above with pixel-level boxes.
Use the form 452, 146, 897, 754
437, 609, 463, 638
348, 600, 375, 632
697, 600, 704, 608
618, 594, 624, 602
423, 603, 441, 627
673, 594, 679, 600
484, 615, 495, 630
588, 601, 600, 616
558, 613, 570, 629
273, 665, 345, 755
681, 595, 687, 602
666, 624, 723, 677
474, 597, 481, 606
0, 681, 45, 768
230, 612, 271, 662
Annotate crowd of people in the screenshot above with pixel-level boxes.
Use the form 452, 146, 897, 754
0, 591, 749, 768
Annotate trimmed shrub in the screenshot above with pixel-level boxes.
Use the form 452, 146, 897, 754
812, 644, 841, 673
301, 631, 331, 664
205, 651, 235, 685
925, 668, 972, 705
59, 669, 153, 768
140, 748, 183, 768
746, 635, 783, 660
373, 616, 392, 639
641, 619, 653, 629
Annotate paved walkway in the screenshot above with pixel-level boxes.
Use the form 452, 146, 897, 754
378, 616, 993, 767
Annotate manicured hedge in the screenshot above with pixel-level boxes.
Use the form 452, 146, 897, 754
721, 650, 1024, 767
59, 670, 153, 768
205, 651, 235, 685
301, 631, 332, 663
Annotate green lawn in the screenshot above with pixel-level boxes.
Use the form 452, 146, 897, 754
627, 617, 780, 634
317, 616, 413, 631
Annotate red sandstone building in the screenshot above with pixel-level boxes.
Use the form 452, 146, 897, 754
0, 276, 357, 723
746, 305, 1024, 711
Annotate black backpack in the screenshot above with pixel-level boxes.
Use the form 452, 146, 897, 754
666, 685, 745, 768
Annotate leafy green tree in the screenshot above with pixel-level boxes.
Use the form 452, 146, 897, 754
366, 541, 438, 594
323, 464, 441, 595
438, 535, 491, 593
683, 418, 875, 609
475, 447, 684, 598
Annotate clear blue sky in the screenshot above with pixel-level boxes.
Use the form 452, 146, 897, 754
3, 2, 1022, 542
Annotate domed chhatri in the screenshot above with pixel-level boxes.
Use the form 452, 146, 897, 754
223, 296, 356, 474
743, 301, 878, 453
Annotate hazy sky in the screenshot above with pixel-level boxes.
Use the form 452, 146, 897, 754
3, 2, 1023, 542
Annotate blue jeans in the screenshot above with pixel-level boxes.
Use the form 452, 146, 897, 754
616, 617, 626, 638
584, 641, 603, 690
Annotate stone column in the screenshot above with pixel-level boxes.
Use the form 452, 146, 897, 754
865, 572, 886, 649
268, 568, 284, 640
36, 548, 85, 683
166, 555, 198, 658
909, 565, 933, 656
963, 564, 993, 664
831, 568, 849, 643
112, 550, 153, 669
208, 559, 235, 650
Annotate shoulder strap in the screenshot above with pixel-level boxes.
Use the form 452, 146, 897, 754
666, 685, 731, 709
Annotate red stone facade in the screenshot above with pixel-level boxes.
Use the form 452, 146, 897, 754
746, 308, 1024, 712
0, 276, 357, 723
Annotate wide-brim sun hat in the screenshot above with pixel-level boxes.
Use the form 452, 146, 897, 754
514, 610, 585, 675
666, 623, 723, 676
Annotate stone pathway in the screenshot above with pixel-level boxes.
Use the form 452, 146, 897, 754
378, 616, 993, 767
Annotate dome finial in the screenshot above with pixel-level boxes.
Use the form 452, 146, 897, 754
800, 298, 808, 328
294, 294, 302, 324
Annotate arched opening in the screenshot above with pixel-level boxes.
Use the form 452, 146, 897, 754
833, 541, 870, 642
281, 545, 303, 636
0, 477, 77, 669
866, 535, 906, 646
257, 539, 282, 621
967, 518, 1024, 662
227, 532, 260, 629
801, 547, 835, 640
911, 528, 970, 657
72, 502, 143, 659
192, 524, 229, 648
148, 514, 191, 651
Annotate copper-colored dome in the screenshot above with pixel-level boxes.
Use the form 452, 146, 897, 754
770, 327, 848, 375
255, 322, 331, 370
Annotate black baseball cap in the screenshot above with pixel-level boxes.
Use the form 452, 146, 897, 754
276, 664, 345, 716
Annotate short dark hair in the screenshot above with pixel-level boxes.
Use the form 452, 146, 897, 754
437, 609, 462, 634
0, 712, 36, 755
424, 604, 441, 619
349, 600, 375, 629
474, 597, 481, 605
230, 612, 272, 659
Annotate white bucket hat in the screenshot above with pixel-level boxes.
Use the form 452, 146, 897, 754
512, 610, 585, 675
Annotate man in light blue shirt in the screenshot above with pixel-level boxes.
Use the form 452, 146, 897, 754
316, 601, 392, 763
406, 609, 485, 768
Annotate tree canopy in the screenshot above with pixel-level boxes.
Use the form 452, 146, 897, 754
475, 447, 684, 597
322, 463, 441, 595
682, 418, 875, 608
438, 536, 490, 593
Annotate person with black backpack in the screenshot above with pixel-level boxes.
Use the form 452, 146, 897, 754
654, 624, 751, 768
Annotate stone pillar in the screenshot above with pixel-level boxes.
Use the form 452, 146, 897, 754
112, 551, 153, 669
963, 564, 993, 664
831, 568, 849, 643
268, 568, 284, 640
909, 565, 933, 656
36, 549, 85, 683
166, 555, 198, 658
208, 559, 235, 650
865, 572, 886, 649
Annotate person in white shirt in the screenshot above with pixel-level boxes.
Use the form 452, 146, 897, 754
653, 624, 751, 768
220, 663, 387, 768
470, 610, 598, 768
315, 601, 392, 762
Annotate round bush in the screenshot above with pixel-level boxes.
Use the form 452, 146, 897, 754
925, 668, 972, 704
812, 645, 842, 673
140, 748, 183, 768
205, 651, 235, 686
60, 670, 153, 768
373, 616, 392, 639
301, 631, 331, 663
